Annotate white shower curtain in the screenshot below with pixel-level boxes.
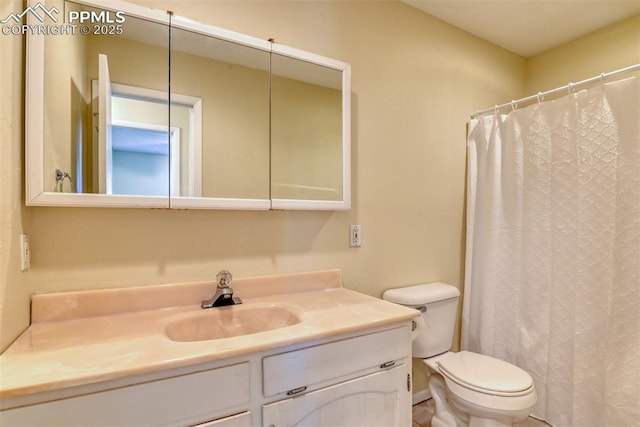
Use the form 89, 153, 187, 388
462, 77, 639, 426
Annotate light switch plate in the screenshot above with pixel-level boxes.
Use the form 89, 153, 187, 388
20, 234, 30, 271
350, 225, 362, 247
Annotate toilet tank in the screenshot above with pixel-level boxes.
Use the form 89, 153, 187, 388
383, 283, 460, 358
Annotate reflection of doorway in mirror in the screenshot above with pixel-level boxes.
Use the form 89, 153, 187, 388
110, 92, 201, 197
91, 65, 202, 197
110, 121, 180, 196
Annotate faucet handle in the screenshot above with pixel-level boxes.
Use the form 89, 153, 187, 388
216, 270, 233, 288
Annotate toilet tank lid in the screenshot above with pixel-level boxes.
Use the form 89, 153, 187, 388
382, 282, 459, 305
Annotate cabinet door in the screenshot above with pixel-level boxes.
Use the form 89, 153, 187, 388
262, 366, 410, 427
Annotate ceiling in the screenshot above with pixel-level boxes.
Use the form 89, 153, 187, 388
403, 0, 640, 57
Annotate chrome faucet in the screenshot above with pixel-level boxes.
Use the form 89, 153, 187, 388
201, 270, 242, 308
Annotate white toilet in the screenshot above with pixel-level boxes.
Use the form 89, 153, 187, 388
383, 283, 536, 427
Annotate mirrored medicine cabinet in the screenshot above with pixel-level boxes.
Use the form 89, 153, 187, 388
25, 0, 351, 210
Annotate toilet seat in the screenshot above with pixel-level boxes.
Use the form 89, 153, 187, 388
423, 351, 537, 415
438, 351, 533, 397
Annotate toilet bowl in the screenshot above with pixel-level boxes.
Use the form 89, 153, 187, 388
383, 283, 536, 427
425, 351, 536, 427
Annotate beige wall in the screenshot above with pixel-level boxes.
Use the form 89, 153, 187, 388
526, 15, 640, 94
0, 0, 31, 351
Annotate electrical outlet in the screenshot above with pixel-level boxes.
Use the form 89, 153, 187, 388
350, 225, 362, 247
20, 234, 30, 271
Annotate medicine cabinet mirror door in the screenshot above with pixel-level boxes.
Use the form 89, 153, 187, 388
26, 0, 172, 207
270, 47, 351, 210
167, 17, 272, 210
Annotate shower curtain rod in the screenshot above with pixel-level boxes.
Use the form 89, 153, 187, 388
471, 63, 640, 119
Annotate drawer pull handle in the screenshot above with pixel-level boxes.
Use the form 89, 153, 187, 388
380, 361, 396, 369
286, 386, 307, 396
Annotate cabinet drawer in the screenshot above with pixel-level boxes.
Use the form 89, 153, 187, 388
2, 362, 250, 426
263, 325, 410, 397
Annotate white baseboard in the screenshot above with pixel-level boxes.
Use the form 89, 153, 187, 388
412, 389, 431, 405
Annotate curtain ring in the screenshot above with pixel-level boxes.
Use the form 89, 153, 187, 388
511, 100, 517, 112
568, 82, 575, 94
600, 72, 606, 82
536, 92, 543, 104
494, 105, 498, 116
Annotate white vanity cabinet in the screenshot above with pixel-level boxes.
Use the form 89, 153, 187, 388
0, 323, 412, 427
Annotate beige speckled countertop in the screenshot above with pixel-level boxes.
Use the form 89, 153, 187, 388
0, 270, 417, 402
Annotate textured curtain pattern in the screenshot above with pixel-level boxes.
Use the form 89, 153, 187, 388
462, 77, 639, 426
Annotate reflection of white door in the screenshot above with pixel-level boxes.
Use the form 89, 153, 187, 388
98, 53, 112, 194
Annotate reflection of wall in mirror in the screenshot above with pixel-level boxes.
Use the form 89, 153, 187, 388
87, 36, 168, 93
171, 48, 270, 200
43, 0, 89, 193
271, 76, 342, 201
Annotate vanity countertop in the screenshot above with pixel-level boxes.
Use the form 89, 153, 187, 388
0, 270, 417, 402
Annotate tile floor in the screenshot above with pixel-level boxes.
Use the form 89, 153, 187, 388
412, 399, 550, 427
